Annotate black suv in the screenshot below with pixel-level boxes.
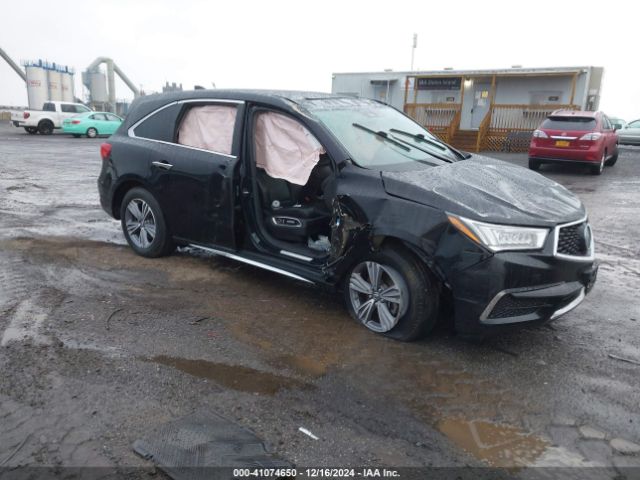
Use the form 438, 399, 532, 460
98, 90, 598, 341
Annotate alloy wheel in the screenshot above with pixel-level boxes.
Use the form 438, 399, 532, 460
348, 261, 409, 333
124, 198, 157, 249
87, 128, 97, 138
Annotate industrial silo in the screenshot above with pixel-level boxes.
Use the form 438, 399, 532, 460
61, 68, 75, 102
47, 65, 62, 101
24, 61, 49, 110
89, 71, 108, 103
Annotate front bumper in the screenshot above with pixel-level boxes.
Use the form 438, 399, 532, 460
445, 220, 597, 336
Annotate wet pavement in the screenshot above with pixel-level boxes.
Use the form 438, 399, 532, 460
1, 123, 639, 477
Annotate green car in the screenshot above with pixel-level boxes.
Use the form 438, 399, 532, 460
62, 111, 123, 138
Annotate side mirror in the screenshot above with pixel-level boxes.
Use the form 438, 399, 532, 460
613, 125, 620, 131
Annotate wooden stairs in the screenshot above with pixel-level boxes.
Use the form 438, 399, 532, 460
448, 129, 479, 152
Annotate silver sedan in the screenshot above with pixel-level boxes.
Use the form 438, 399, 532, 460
617, 119, 640, 145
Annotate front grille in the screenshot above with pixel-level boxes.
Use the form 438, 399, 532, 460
557, 222, 589, 256
488, 295, 547, 319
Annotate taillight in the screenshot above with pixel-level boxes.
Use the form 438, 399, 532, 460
532, 129, 548, 138
23, 112, 30, 119
579, 132, 602, 141
100, 143, 112, 160
71, 120, 81, 124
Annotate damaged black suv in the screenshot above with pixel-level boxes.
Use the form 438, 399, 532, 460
98, 90, 598, 341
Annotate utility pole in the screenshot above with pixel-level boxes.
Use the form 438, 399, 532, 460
410, 34, 417, 71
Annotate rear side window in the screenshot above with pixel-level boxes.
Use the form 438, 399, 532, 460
92, 114, 108, 121
177, 105, 237, 155
61, 104, 75, 113
132, 103, 182, 142
43, 102, 55, 111
541, 117, 596, 131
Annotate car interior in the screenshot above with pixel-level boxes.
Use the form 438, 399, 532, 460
251, 111, 335, 258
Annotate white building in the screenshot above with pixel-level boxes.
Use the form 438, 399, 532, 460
332, 66, 604, 151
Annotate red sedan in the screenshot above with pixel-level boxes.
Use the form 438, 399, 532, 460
528, 110, 618, 175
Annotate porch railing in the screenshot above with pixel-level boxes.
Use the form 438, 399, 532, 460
475, 110, 492, 152
489, 104, 579, 132
404, 103, 461, 142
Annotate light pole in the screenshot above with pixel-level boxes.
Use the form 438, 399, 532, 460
410, 33, 417, 71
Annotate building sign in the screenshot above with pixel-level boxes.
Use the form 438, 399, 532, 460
416, 77, 461, 91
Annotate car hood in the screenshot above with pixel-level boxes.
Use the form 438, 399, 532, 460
381, 155, 585, 227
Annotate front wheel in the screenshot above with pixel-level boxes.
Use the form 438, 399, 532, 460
344, 246, 440, 341
86, 127, 98, 138
120, 187, 175, 258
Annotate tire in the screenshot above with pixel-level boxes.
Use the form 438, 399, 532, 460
343, 246, 440, 341
24, 127, 37, 134
86, 127, 98, 138
590, 151, 605, 175
528, 158, 541, 171
605, 150, 618, 166
120, 187, 175, 258
37, 120, 54, 135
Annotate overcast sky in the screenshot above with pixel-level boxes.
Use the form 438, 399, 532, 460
1, 0, 638, 119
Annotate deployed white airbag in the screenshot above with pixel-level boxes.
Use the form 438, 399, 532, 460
255, 112, 324, 185
178, 105, 237, 155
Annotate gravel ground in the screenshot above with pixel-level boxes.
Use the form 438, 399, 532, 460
1, 123, 639, 477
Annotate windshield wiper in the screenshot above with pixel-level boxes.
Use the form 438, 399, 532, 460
352, 123, 410, 151
389, 128, 470, 160
388, 135, 453, 163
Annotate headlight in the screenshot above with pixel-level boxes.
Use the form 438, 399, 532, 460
448, 215, 549, 252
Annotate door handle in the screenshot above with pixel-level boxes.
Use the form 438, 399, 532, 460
152, 161, 173, 170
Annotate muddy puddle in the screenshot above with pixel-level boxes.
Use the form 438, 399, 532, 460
148, 355, 313, 395
439, 417, 548, 467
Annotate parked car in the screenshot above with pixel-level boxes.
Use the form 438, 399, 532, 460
528, 110, 618, 175
608, 117, 626, 130
11, 101, 92, 135
62, 112, 123, 138
617, 119, 640, 145
98, 91, 597, 341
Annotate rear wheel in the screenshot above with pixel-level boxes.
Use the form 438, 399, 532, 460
344, 246, 440, 341
120, 187, 175, 258
37, 120, 53, 135
605, 149, 618, 166
528, 158, 541, 171
24, 127, 37, 134
590, 151, 605, 175
86, 127, 98, 138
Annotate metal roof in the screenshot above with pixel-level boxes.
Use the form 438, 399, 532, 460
333, 66, 598, 77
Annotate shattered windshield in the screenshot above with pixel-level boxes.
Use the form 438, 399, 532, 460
303, 97, 461, 169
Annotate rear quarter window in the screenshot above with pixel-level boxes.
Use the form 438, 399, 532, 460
131, 103, 182, 142
541, 117, 596, 131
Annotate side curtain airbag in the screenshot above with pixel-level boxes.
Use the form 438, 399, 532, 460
178, 105, 237, 155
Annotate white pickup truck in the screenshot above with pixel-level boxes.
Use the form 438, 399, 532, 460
11, 101, 93, 135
